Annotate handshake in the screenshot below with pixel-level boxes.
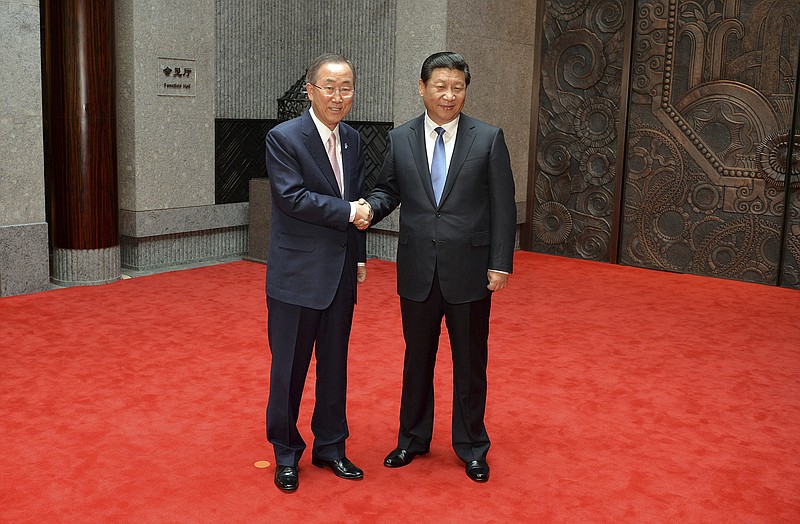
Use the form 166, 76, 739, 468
353, 198, 373, 231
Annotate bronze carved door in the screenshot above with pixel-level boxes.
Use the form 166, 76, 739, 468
619, 0, 800, 286
526, 0, 800, 288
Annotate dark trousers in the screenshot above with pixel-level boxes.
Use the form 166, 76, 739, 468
266, 269, 355, 467
397, 270, 492, 463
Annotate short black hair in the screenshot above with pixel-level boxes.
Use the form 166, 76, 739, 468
306, 53, 356, 85
420, 52, 471, 86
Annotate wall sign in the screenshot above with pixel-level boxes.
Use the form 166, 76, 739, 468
157, 58, 196, 97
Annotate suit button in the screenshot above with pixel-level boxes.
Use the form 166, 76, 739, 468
341, 242, 346, 248
436, 212, 441, 217
432, 239, 436, 244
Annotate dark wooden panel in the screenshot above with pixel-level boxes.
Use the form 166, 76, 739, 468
43, 0, 118, 250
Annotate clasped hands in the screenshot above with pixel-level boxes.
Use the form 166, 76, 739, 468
353, 198, 373, 231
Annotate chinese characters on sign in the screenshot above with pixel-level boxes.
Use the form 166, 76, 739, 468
157, 58, 196, 97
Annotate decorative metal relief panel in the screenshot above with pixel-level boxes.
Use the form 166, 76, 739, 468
620, 0, 800, 284
528, 0, 629, 261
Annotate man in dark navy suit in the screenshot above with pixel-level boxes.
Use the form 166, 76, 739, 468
363, 52, 516, 483
264, 53, 372, 492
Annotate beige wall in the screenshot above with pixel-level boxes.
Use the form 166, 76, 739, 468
447, 0, 537, 206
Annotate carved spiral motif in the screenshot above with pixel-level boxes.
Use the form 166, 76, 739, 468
592, 0, 625, 34
733, 185, 767, 214
789, 191, 800, 221
578, 187, 614, 217
632, 0, 668, 98
532, 201, 574, 244
637, 1, 666, 34
546, 0, 590, 21
765, 185, 784, 216
547, 29, 608, 91
538, 131, 574, 176
632, 62, 653, 92
576, 227, 610, 260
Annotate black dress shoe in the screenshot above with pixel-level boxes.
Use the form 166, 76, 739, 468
274, 465, 299, 492
311, 456, 364, 479
383, 447, 429, 468
465, 459, 490, 482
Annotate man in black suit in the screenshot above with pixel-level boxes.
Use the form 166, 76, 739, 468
363, 52, 516, 482
264, 53, 372, 492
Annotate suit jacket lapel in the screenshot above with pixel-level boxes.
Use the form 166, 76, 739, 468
300, 110, 341, 197
440, 114, 476, 205
407, 115, 437, 206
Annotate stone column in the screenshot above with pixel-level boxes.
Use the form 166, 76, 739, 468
115, 0, 244, 273
0, 1, 49, 297
447, 0, 535, 221
393, 0, 448, 126
367, 0, 449, 261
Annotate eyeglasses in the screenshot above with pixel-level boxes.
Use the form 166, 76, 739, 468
308, 83, 355, 99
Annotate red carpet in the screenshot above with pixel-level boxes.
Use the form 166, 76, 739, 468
1, 252, 799, 522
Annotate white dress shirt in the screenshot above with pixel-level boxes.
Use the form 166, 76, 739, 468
424, 113, 459, 175
309, 108, 358, 222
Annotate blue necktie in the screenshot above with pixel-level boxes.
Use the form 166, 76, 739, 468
431, 127, 446, 204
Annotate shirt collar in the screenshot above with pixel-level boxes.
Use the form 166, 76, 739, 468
309, 108, 339, 144
424, 112, 459, 139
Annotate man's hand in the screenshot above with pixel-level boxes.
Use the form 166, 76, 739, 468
487, 271, 509, 292
354, 198, 373, 230
357, 265, 367, 284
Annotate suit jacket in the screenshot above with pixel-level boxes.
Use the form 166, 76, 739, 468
265, 110, 366, 310
367, 113, 516, 304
